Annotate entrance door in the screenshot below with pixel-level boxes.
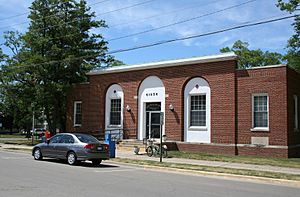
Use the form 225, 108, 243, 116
146, 112, 161, 139
145, 102, 161, 139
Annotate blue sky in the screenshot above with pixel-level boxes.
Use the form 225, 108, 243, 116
0, 0, 297, 65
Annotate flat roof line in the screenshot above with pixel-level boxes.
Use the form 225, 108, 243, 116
237, 64, 286, 71
88, 52, 238, 75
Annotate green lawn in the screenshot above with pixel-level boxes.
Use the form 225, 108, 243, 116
168, 151, 300, 169
113, 158, 300, 181
1, 140, 39, 146
0, 134, 27, 138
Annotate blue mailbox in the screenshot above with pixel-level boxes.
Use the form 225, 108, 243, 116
104, 133, 116, 158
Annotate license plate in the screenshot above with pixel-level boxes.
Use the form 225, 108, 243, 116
97, 146, 103, 151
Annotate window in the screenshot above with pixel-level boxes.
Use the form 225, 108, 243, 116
75, 134, 99, 143
110, 99, 121, 125
59, 135, 75, 144
190, 95, 206, 127
105, 84, 124, 129
184, 77, 211, 143
74, 101, 82, 127
294, 95, 298, 130
252, 94, 269, 130
50, 135, 62, 144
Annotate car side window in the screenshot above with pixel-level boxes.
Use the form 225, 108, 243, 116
50, 135, 62, 144
59, 135, 75, 144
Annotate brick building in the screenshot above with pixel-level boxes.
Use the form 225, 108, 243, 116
66, 52, 300, 158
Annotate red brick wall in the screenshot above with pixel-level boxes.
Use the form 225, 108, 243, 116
66, 60, 237, 143
236, 66, 288, 147
66, 83, 95, 134
287, 68, 300, 144
176, 143, 236, 155
176, 143, 288, 158
66, 62, 298, 157
287, 67, 300, 157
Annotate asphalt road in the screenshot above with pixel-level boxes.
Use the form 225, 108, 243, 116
0, 151, 298, 197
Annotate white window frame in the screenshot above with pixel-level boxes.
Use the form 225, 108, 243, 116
184, 77, 211, 143
109, 98, 122, 126
294, 95, 298, 131
73, 101, 82, 127
251, 93, 269, 131
105, 84, 124, 129
189, 94, 207, 129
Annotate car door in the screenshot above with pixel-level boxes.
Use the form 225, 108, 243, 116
56, 135, 75, 159
42, 135, 62, 158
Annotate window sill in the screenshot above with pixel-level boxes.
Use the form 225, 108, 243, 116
250, 128, 269, 132
188, 126, 207, 131
74, 124, 82, 127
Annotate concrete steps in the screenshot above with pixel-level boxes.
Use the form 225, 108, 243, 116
117, 140, 146, 152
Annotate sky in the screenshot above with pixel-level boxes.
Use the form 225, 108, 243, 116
0, 0, 297, 65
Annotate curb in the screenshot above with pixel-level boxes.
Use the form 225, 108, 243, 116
108, 160, 300, 188
1, 143, 300, 188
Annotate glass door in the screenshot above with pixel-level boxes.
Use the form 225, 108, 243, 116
150, 112, 161, 139
145, 102, 161, 139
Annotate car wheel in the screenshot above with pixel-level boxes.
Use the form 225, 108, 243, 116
33, 148, 43, 160
91, 159, 102, 166
67, 152, 77, 165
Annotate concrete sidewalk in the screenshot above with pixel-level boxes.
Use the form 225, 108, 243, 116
1, 143, 300, 176
116, 150, 300, 175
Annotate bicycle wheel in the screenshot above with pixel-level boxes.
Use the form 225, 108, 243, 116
146, 146, 153, 157
162, 148, 168, 158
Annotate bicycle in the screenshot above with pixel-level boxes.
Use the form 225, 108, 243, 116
146, 139, 168, 158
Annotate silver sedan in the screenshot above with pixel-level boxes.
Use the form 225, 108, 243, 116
32, 133, 109, 166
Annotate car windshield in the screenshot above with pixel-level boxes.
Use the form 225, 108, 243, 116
75, 134, 99, 143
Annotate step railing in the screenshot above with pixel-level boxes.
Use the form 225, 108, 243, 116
92, 128, 137, 142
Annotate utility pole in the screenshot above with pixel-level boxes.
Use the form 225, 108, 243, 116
31, 103, 35, 145
160, 112, 164, 163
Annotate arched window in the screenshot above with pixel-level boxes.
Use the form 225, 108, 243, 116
184, 77, 211, 143
105, 84, 124, 129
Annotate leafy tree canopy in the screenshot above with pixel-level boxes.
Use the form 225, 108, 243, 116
277, 0, 300, 71
220, 40, 283, 69
0, 0, 119, 133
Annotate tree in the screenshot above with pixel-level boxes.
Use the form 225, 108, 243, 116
1, 0, 114, 133
220, 40, 283, 68
277, 0, 300, 71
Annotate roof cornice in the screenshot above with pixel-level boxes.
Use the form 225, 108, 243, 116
88, 52, 237, 75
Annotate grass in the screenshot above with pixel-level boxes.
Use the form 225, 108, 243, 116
0, 134, 27, 138
3, 140, 38, 146
112, 158, 300, 181
0, 139, 39, 146
4, 148, 32, 152
168, 151, 300, 169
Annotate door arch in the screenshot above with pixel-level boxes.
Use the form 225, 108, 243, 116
138, 76, 165, 140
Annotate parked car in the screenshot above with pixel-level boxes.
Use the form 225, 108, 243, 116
32, 128, 46, 136
32, 133, 109, 166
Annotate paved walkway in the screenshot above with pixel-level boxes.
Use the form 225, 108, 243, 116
116, 150, 300, 175
1, 143, 300, 176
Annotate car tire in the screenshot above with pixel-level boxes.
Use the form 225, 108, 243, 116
67, 152, 77, 165
33, 148, 43, 160
91, 159, 102, 166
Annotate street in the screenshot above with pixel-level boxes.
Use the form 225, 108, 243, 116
0, 151, 299, 197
